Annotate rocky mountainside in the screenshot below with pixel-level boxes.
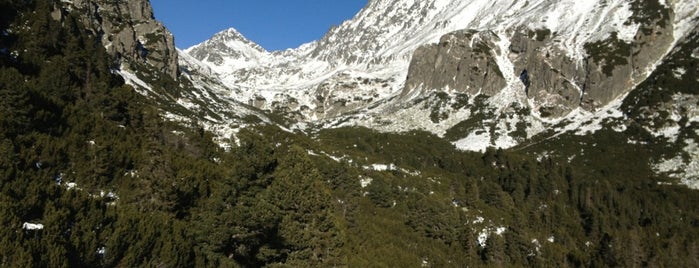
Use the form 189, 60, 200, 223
187, 1, 687, 110
182, 3, 694, 131
177, 0, 699, 188
185, 28, 269, 71
54, 0, 178, 78
185, 0, 696, 118
53, 0, 276, 148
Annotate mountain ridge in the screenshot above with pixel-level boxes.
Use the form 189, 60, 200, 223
183, 0, 697, 116
180, 2, 696, 129
171, 0, 699, 189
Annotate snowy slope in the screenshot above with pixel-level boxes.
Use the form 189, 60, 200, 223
184, 0, 698, 121
178, 0, 698, 146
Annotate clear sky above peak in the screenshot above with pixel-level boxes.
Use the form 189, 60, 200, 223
150, 0, 368, 51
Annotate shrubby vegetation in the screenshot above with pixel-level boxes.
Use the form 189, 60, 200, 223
584, 32, 632, 76
0, 1, 697, 267
627, 0, 670, 29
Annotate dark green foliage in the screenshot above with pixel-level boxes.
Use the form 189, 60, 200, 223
584, 32, 632, 76
426, 92, 472, 123
427, 91, 450, 123
528, 28, 552, 42
444, 94, 494, 141
627, 0, 670, 29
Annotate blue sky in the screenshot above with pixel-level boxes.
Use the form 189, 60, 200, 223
150, 1, 368, 51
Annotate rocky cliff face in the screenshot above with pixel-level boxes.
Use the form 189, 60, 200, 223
53, 0, 178, 79
510, 9, 674, 117
402, 30, 507, 100
401, 0, 682, 118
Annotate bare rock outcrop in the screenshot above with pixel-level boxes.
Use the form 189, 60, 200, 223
402, 30, 506, 100
54, 0, 178, 79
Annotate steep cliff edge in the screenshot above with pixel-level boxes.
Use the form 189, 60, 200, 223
53, 0, 178, 79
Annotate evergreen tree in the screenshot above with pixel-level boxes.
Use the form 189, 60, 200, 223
0, 68, 30, 137
481, 234, 507, 267
265, 145, 343, 266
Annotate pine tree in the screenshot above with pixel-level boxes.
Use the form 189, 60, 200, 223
265, 145, 342, 266
481, 234, 507, 267
0, 68, 30, 137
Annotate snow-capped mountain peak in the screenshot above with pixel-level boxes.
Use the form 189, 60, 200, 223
185, 27, 271, 72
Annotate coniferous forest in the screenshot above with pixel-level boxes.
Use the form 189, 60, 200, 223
1, 1, 698, 267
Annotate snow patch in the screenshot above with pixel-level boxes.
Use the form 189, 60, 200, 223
176, 98, 200, 111
22, 222, 44, 230
359, 176, 373, 188
554, 93, 628, 136
362, 163, 421, 176
653, 139, 699, 189
364, 163, 394, 172
649, 124, 681, 143
476, 226, 507, 247
453, 131, 491, 153
66, 182, 78, 190
645, 93, 698, 143
531, 239, 542, 255
96, 247, 106, 256
124, 170, 139, 178
100, 191, 119, 200
115, 67, 152, 94
673, 67, 687, 79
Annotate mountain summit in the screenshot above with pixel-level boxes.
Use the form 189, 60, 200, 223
186, 28, 270, 71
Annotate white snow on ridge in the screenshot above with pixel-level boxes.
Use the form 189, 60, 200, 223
185, 28, 271, 74
183, 0, 681, 124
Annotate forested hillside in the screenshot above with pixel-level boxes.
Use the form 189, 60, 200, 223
0, 1, 697, 267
